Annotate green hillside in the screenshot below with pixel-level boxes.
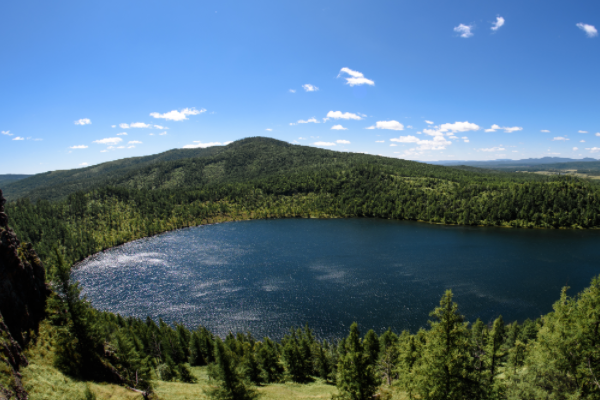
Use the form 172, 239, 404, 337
0, 174, 31, 188
2, 137, 556, 202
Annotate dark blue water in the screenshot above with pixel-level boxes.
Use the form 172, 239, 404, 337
73, 219, 600, 340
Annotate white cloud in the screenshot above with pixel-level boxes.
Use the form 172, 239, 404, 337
12, 137, 24, 141
552, 137, 569, 141
74, 118, 91, 125
581, 140, 586, 142
337, 67, 375, 86
265, 128, 272, 131
150, 108, 206, 121
154, 125, 168, 130
390, 144, 397, 147
391, 135, 451, 150
111, 125, 116, 128
573, 147, 579, 151
440, 121, 480, 133
391, 135, 420, 143
69, 145, 88, 149
297, 117, 319, 124
298, 137, 306, 140
119, 123, 129, 129
130, 122, 151, 128
367, 120, 404, 131
484, 124, 521, 133
425, 120, 434, 125
302, 84, 319, 92
596, 133, 600, 137
336, 139, 350, 144
182, 141, 222, 149
464, 139, 470, 143
79, 162, 89, 166
331, 125, 348, 130
586, 147, 600, 153
541, 129, 550, 133
481, 147, 506, 152
1, 130, 13, 136
224, 141, 233, 145
128, 141, 142, 144
313, 141, 336, 146
93, 137, 123, 145
454, 24, 474, 38
407, 125, 413, 129
100, 150, 108, 153
576, 23, 598, 38
116, 132, 128, 136
289, 89, 296, 93
579, 130, 588, 133
375, 140, 384, 143
117, 146, 125, 149
326, 111, 362, 120
491, 16, 505, 31
159, 132, 167, 135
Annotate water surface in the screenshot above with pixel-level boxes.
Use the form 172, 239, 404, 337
73, 219, 600, 339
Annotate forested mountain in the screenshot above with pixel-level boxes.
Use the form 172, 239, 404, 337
0, 174, 31, 188
2, 137, 564, 202
433, 157, 598, 167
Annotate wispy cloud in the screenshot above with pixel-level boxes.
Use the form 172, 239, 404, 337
182, 141, 223, 149
93, 137, 123, 145
69, 145, 88, 149
12, 137, 25, 141
541, 129, 550, 133
573, 147, 579, 151
576, 23, 598, 38
302, 84, 319, 92
150, 107, 206, 121
159, 132, 167, 135
289, 89, 296, 93
552, 137, 569, 141
297, 117, 319, 124
491, 16, 505, 31
117, 132, 127, 136
579, 130, 588, 133
425, 120, 434, 125
336, 139, 350, 144
440, 121, 480, 133
331, 125, 347, 130
375, 140, 384, 143
484, 124, 522, 133
74, 118, 91, 125
79, 162, 89, 166
128, 141, 142, 144
366, 120, 404, 131
1, 130, 13, 136
313, 141, 336, 146
454, 24, 474, 38
154, 125, 168, 130
265, 128, 272, 131
326, 111, 362, 120
586, 147, 600, 153
391, 135, 452, 150
337, 67, 375, 86
480, 146, 506, 152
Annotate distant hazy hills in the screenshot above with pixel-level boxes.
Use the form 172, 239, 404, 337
431, 157, 598, 167
0, 174, 32, 188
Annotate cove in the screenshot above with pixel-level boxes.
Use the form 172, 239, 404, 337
73, 218, 600, 340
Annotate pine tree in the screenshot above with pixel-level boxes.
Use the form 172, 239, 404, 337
336, 323, 378, 400
412, 290, 480, 400
206, 338, 258, 400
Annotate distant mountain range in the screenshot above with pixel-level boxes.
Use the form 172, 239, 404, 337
0, 174, 32, 188
431, 157, 598, 167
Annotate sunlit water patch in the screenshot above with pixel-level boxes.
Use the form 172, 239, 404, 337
73, 219, 600, 340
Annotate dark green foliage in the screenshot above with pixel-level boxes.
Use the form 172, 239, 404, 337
206, 338, 258, 400
336, 323, 379, 400
256, 338, 283, 383
176, 363, 197, 383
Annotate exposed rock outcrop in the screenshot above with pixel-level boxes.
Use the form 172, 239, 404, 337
0, 188, 50, 399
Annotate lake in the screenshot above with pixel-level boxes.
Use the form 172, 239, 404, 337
73, 218, 600, 340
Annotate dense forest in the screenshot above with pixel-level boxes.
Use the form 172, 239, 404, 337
4, 137, 600, 399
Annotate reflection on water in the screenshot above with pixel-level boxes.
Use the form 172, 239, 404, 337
73, 219, 600, 340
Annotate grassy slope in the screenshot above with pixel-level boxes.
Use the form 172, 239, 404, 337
23, 323, 408, 400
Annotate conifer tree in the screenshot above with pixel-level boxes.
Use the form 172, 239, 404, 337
336, 323, 378, 400
206, 338, 258, 400
413, 290, 480, 400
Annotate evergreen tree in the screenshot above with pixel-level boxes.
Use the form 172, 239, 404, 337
336, 323, 378, 400
206, 338, 258, 400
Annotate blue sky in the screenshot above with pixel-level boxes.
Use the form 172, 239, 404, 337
1, 0, 599, 174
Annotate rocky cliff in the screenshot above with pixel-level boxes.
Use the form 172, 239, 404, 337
0, 189, 50, 399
